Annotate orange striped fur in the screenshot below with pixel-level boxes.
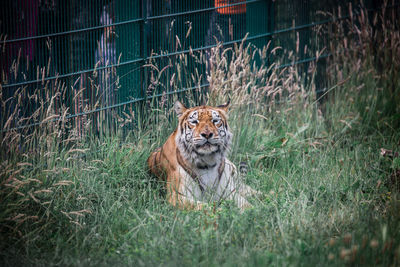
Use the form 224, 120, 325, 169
147, 100, 259, 210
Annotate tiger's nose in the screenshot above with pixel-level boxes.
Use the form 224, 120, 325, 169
201, 131, 213, 139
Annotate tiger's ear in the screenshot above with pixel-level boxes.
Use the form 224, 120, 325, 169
217, 99, 230, 112
174, 100, 187, 117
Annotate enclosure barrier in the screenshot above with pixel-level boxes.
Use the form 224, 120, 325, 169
0, 0, 395, 133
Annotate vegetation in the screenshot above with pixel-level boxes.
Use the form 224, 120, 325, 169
1, 4, 399, 266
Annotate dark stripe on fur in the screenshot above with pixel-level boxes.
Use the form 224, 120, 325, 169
196, 163, 217, 169
176, 148, 205, 193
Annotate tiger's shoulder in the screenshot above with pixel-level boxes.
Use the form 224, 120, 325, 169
147, 130, 178, 180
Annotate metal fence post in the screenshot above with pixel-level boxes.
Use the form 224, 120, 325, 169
141, 0, 148, 109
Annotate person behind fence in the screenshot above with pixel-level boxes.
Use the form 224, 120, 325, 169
205, 0, 247, 44
1, 0, 38, 129
205, 0, 247, 74
95, 4, 117, 109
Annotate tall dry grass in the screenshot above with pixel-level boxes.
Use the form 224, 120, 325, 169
325, 0, 400, 131
0, 42, 122, 249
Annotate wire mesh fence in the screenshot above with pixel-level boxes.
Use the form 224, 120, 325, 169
0, 0, 394, 135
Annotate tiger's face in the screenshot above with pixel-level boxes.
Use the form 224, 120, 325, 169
175, 101, 232, 157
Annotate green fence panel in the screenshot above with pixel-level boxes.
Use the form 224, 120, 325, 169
1, 0, 395, 133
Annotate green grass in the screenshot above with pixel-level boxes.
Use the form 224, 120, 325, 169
1, 81, 399, 266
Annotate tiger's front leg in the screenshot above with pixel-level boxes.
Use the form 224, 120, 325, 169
217, 178, 252, 210
238, 184, 263, 198
166, 171, 205, 210
230, 192, 252, 210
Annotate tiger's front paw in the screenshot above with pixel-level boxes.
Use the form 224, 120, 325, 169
237, 197, 253, 211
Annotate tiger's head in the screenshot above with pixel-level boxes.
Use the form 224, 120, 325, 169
174, 100, 232, 166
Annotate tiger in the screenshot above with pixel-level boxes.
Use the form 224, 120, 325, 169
147, 100, 260, 210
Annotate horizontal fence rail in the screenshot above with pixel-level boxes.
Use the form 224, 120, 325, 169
0, 0, 396, 133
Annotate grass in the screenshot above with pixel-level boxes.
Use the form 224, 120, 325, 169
1, 4, 400, 266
